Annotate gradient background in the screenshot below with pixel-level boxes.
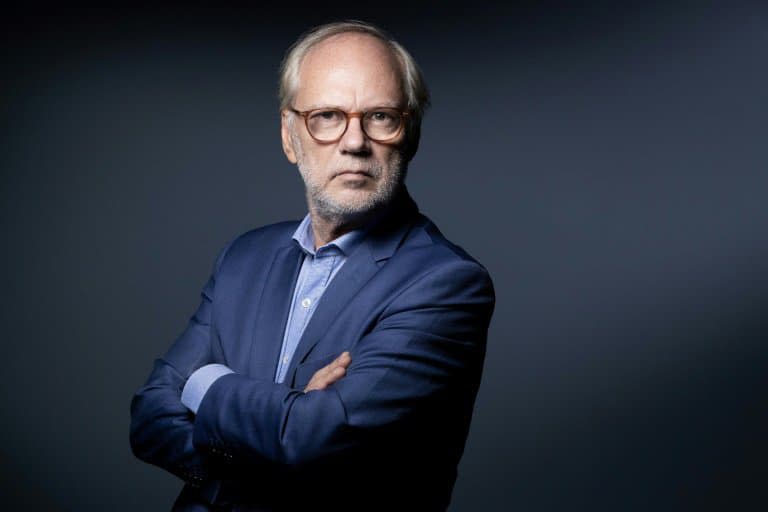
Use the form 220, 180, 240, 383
2, 1, 766, 510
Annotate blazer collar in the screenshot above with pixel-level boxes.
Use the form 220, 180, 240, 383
363, 187, 420, 262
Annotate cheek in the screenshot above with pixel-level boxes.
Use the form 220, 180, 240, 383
384, 149, 406, 174
297, 142, 331, 170
373, 147, 400, 167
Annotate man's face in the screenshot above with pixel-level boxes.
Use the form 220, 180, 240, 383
281, 33, 408, 220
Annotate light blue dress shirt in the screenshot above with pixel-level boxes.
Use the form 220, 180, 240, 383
181, 214, 367, 413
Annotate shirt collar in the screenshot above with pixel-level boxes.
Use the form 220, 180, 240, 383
291, 214, 368, 257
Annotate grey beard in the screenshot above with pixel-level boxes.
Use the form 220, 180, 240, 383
299, 159, 406, 223
290, 126, 407, 223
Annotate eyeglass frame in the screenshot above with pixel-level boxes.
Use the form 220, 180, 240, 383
288, 107, 411, 144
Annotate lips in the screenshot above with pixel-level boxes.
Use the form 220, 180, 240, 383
334, 170, 372, 178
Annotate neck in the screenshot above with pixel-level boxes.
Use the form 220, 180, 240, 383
308, 208, 375, 249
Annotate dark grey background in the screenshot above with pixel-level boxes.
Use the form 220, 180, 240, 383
2, 1, 766, 510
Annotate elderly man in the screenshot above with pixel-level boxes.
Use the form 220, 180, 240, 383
130, 20, 495, 511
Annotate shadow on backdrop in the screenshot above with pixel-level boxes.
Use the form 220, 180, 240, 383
1, 2, 766, 510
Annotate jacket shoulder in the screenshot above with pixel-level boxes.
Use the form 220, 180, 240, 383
232, 220, 299, 247
214, 220, 300, 273
386, 213, 495, 298
407, 214, 489, 270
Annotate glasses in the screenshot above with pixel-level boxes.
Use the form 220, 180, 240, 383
289, 107, 410, 143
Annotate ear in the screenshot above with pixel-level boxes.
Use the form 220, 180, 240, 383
280, 110, 298, 164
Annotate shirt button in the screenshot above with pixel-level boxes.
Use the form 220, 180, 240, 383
283, 356, 289, 364
301, 298, 312, 308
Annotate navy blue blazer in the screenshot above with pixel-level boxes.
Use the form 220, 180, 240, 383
130, 192, 495, 511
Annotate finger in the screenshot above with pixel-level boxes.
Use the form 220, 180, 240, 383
315, 367, 345, 390
315, 357, 341, 379
305, 368, 336, 392
335, 351, 352, 367
331, 351, 351, 367
305, 365, 347, 393
318, 353, 346, 376
305, 374, 324, 392
318, 352, 351, 378
319, 366, 346, 386
304, 353, 352, 393
306, 366, 333, 391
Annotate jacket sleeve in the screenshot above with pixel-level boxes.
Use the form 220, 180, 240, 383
129, 241, 232, 486
191, 258, 495, 467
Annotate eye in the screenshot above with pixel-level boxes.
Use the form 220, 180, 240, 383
369, 111, 396, 123
310, 110, 344, 123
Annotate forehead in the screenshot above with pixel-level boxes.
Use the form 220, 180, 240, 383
295, 33, 405, 108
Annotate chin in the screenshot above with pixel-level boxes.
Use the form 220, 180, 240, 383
335, 200, 379, 216
337, 190, 376, 205
312, 191, 384, 219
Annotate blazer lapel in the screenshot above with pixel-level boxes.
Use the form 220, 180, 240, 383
247, 242, 304, 380
284, 243, 379, 382
285, 191, 420, 383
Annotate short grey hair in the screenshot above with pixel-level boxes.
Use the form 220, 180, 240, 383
279, 20, 430, 160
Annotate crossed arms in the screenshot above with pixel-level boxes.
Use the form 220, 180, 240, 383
129, 247, 494, 490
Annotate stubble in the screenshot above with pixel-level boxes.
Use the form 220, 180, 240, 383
289, 124, 407, 223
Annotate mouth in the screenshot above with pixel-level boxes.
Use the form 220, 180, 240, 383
334, 170, 373, 178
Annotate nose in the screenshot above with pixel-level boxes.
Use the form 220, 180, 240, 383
339, 116, 369, 154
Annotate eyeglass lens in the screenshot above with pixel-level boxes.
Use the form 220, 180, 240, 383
306, 109, 402, 141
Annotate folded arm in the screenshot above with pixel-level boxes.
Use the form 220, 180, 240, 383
129, 239, 357, 484
192, 259, 494, 467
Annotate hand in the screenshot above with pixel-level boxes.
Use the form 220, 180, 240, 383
303, 352, 351, 392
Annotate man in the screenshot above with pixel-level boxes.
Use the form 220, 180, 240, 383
130, 20, 495, 511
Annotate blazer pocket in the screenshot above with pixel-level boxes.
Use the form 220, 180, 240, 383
293, 353, 338, 390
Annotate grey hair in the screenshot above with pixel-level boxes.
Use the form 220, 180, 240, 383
278, 20, 430, 160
